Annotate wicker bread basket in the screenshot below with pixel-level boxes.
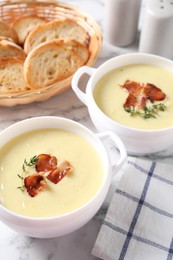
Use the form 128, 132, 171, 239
0, 0, 102, 106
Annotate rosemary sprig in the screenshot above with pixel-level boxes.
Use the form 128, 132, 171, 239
125, 103, 166, 119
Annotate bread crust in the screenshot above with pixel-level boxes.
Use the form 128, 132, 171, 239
46, 38, 89, 64
0, 40, 26, 58
0, 21, 18, 43
13, 16, 47, 46
0, 57, 29, 94
24, 19, 90, 54
24, 40, 84, 89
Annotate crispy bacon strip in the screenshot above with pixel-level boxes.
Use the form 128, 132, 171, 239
23, 154, 73, 197
47, 160, 73, 184
122, 80, 143, 95
144, 83, 166, 103
123, 93, 138, 108
35, 154, 57, 172
24, 173, 46, 197
121, 80, 166, 109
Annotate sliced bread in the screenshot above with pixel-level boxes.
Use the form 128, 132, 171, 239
61, 38, 89, 64
0, 40, 26, 58
13, 16, 47, 46
0, 57, 29, 94
0, 36, 15, 43
0, 21, 18, 43
24, 19, 90, 54
47, 38, 89, 64
24, 40, 84, 89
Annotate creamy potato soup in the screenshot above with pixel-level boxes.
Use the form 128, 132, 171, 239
0, 129, 104, 218
94, 64, 173, 130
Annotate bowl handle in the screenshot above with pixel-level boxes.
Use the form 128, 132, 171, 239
72, 66, 96, 105
97, 131, 127, 180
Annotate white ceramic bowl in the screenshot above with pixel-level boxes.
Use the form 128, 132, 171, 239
72, 53, 173, 155
0, 116, 127, 238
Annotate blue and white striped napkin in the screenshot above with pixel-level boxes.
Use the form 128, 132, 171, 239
92, 157, 173, 260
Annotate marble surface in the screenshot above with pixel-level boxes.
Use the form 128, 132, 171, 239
1, 0, 173, 260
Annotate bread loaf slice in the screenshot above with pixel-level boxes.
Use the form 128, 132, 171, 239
13, 16, 47, 46
61, 39, 89, 64
0, 40, 26, 58
0, 21, 18, 43
24, 41, 83, 89
47, 38, 89, 64
0, 36, 15, 43
24, 40, 84, 89
0, 57, 29, 94
24, 19, 89, 54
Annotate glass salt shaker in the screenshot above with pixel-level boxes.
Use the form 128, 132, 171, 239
104, 0, 142, 47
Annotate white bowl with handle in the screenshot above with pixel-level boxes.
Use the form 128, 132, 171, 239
72, 53, 173, 155
0, 116, 127, 238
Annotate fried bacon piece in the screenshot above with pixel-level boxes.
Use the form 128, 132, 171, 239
23, 154, 73, 197
35, 154, 57, 172
47, 160, 73, 184
124, 93, 138, 108
122, 80, 143, 95
121, 80, 166, 109
24, 173, 46, 197
143, 83, 166, 103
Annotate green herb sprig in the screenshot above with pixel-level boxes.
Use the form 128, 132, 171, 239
17, 174, 25, 192
17, 155, 38, 192
22, 155, 38, 172
125, 103, 166, 119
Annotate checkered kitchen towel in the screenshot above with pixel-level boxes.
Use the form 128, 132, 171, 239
92, 157, 173, 260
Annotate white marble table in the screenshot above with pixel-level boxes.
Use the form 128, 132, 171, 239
1, 0, 173, 260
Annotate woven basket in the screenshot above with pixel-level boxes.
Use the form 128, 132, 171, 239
0, 0, 102, 106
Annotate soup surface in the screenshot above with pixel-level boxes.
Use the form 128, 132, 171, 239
94, 64, 173, 130
0, 129, 104, 217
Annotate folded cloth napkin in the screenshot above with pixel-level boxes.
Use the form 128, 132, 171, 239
92, 157, 173, 260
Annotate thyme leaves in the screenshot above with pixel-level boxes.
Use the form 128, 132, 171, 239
125, 103, 166, 119
22, 155, 38, 172
17, 155, 38, 192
